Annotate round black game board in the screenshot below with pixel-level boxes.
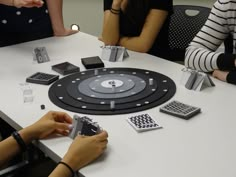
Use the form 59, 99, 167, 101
49, 68, 176, 115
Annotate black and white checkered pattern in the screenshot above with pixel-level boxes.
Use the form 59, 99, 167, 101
127, 114, 161, 132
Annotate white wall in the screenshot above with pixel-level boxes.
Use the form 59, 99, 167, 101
63, 0, 103, 37
63, 0, 216, 37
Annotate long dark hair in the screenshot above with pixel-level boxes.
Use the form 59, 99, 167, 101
125, 0, 150, 28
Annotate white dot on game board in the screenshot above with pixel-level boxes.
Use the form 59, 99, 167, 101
77, 97, 82, 100
28, 19, 33, 23
82, 106, 87, 109
163, 89, 168, 92
72, 81, 76, 83
2, 19, 7, 24
57, 84, 62, 87
145, 101, 149, 104
163, 80, 167, 82
16, 11, 21, 15
59, 97, 63, 100
76, 78, 80, 80
100, 102, 105, 104
136, 104, 141, 106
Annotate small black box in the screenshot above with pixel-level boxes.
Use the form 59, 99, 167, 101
52, 62, 80, 75
81, 56, 104, 69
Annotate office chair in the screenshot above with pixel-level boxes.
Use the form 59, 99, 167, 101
167, 5, 211, 61
0, 119, 53, 177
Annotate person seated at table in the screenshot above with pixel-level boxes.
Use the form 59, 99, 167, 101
100, 0, 173, 59
0, 0, 77, 47
0, 111, 108, 177
184, 0, 236, 85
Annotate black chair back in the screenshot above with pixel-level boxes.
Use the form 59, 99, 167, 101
167, 5, 211, 61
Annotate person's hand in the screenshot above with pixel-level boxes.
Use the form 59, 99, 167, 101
26, 111, 73, 140
113, 0, 123, 5
13, 0, 44, 8
212, 70, 229, 82
54, 28, 79, 37
98, 36, 104, 42
112, 0, 123, 8
62, 131, 108, 171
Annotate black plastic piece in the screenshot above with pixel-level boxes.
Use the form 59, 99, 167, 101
81, 56, 104, 69
40, 104, 45, 110
52, 62, 80, 75
26, 72, 59, 85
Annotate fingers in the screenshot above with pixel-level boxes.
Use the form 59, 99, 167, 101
19, 0, 44, 8
69, 29, 79, 35
98, 37, 103, 42
55, 129, 70, 136
55, 122, 71, 131
52, 111, 73, 124
93, 131, 108, 142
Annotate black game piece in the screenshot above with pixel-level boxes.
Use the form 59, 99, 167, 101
26, 72, 59, 85
81, 56, 104, 69
52, 62, 80, 75
40, 104, 45, 110
69, 115, 101, 139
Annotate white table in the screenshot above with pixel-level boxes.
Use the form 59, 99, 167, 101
0, 32, 236, 177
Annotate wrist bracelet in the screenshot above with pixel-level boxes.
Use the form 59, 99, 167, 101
12, 131, 27, 152
110, 9, 120, 15
110, 8, 120, 15
58, 161, 76, 177
111, 7, 120, 12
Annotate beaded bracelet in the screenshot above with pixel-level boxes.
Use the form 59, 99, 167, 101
12, 131, 27, 152
58, 161, 75, 177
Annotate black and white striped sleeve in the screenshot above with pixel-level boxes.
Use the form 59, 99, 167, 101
185, 0, 236, 72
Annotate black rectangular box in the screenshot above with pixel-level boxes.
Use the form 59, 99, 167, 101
52, 62, 80, 75
81, 56, 104, 69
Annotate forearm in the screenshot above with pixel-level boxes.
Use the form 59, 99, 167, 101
0, 0, 13, 6
45, 0, 64, 34
119, 9, 167, 53
0, 127, 35, 167
102, 2, 121, 45
185, 46, 236, 72
49, 164, 73, 177
185, 46, 221, 72
119, 36, 151, 53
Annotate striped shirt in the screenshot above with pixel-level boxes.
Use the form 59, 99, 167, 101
185, 0, 236, 84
